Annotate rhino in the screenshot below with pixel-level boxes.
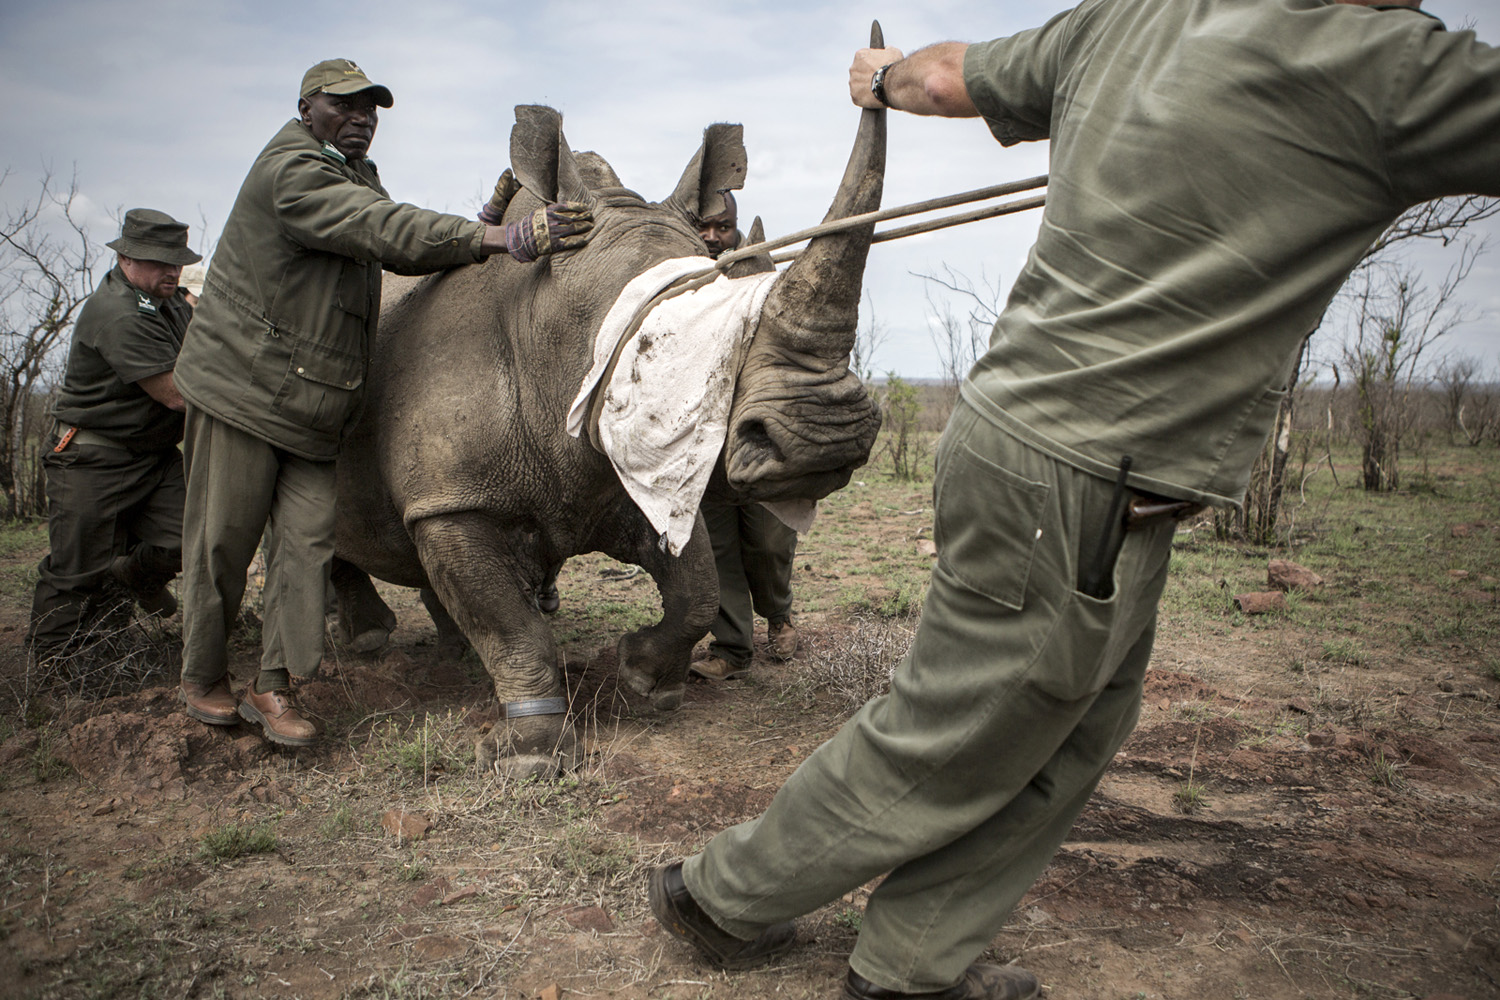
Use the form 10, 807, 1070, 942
331, 98, 885, 779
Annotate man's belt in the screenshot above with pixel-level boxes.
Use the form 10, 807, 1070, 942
52, 424, 129, 452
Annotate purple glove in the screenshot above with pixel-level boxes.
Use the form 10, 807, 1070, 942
504, 202, 594, 262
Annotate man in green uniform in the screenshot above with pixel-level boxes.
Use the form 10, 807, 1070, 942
690, 191, 801, 681
174, 59, 592, 744
649, 3, 1500, 999
30, 209, 199, 661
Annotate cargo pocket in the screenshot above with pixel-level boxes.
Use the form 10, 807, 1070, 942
269, 334, 365, 438
932, 440, 1050, 611
1027, 535, 1146, 702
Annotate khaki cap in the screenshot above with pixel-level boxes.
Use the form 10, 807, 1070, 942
299, 58, 394, 108
105, 209, 202, 266
179, 262, 207, 297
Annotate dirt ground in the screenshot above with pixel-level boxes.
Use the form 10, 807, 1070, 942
0, 493, 1497, 1000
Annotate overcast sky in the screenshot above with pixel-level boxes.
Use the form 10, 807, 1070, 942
2, 0, 1496, 378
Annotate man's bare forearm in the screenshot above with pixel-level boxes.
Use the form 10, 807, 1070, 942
848, 43, 977, 117
136, 370, 184, 412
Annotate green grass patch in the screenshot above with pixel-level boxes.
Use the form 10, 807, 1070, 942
1173, 781, 1208, 814
199, 822, 277, 862
319, 804, 358, 840
1320, 637, 1365, 666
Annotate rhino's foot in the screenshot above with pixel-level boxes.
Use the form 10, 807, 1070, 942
473, 714, 580, 780
650, 681, 685, 711
351, 627, 390, 654
618, 662, 686, 711
480, 748, 563, 781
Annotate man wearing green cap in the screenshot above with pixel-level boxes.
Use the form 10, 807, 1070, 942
173, 59, 594, 745
29, 209, 201, 661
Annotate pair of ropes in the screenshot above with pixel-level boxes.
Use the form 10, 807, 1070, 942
714, 173, 1048, 271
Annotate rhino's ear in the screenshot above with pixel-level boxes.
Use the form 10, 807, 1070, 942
510, 106, 562, 200
724, 215, 775, 278
510, 105, 596, 209
665, 123, 746, 221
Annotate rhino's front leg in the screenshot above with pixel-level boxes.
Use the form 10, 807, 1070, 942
411, 513, 576, 780
603, 510, 719, 711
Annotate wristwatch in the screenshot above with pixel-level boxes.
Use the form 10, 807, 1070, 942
870, 62, 896, 107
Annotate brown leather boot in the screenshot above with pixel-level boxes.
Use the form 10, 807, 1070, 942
648, 861, 796, 969
238, 685, 317, 746
689, 655, 750, 681
181, 678, 238, 726
767, 620, 799, 661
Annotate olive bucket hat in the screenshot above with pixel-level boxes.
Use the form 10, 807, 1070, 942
300, 58, 394, 108
105, 209, 203, 266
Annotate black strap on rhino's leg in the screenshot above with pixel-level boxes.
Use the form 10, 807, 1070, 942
500, 697, 569, 720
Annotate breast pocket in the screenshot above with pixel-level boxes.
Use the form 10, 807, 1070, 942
336, 261, 372, 319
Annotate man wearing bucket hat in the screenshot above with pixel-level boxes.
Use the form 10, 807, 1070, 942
29, 209, 201, 661
173, 59, 594, 745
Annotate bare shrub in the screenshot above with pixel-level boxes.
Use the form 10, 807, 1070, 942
7, 605, 179, 721
879, 375, 928, 482
1337, 251, 1480, 491
0, 170, 102, 518
916, 264, 1003, 427
805, 613, 917, 716
851, 288, 888, 384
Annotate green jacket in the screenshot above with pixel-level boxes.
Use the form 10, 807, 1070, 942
175, 119, 487, 460
52, 264, 190, 452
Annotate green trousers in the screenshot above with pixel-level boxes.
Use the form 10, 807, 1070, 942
701, 498, 797, 666
180, 407, 334, 690
30, 438, 184, 653
684, 400, 1178, 992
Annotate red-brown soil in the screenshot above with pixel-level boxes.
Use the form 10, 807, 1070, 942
0, 500, 1496, 1000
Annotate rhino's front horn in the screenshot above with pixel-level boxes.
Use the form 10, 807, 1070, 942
721, 28, 886, 502
756, 52, 886, 361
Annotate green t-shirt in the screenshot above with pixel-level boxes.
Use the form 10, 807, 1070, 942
52, 265, 189, 451
960, 0, 1500, 506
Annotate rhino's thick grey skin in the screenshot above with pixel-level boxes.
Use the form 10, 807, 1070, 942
332, 103, 884, 779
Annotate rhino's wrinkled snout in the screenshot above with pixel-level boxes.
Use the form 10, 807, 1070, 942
724, 360, 881, 502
